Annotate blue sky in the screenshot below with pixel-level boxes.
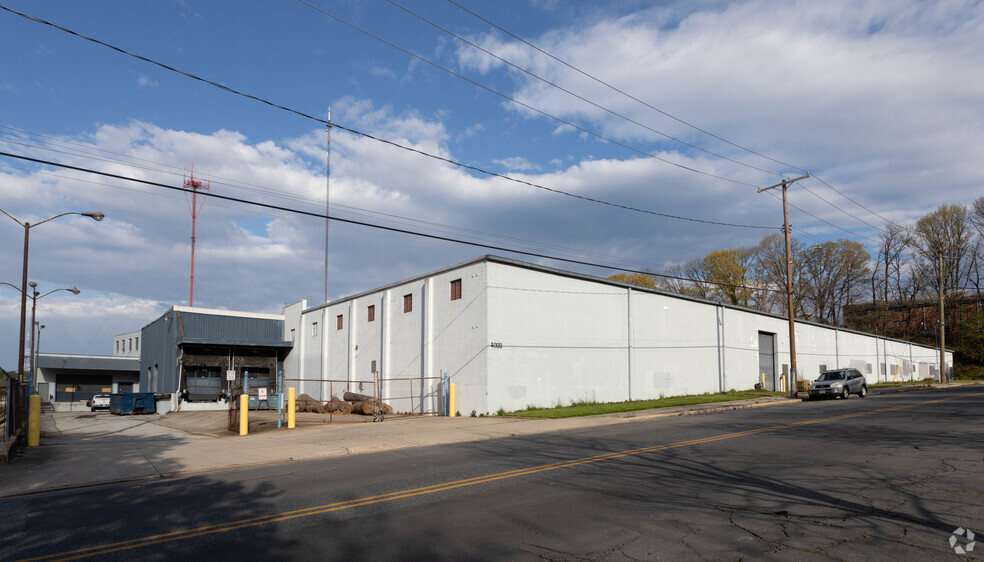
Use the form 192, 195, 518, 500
1, 0, 982, 368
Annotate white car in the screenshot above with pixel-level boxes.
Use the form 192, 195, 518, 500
88, 394, 111, 411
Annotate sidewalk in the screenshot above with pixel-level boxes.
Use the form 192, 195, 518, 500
0, 395, 792, 498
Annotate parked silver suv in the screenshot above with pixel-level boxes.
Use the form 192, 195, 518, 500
808, 369, 867, 400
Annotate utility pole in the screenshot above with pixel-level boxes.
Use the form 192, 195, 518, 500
758, 174, 809, 397
939, 252, 946, 383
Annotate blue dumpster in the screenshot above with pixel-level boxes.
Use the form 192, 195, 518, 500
111, 392, 157, 415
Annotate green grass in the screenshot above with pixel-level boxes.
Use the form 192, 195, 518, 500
506, 390, 783, 419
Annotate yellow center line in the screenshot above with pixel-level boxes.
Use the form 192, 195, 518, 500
24, 390, 984, 561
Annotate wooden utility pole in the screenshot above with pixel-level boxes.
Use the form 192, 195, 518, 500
758, 174, 809, 397
939, 252, 946, 383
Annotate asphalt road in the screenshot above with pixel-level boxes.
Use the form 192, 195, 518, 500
1, 386, 981, 561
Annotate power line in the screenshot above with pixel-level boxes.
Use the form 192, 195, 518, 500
446, 1, 904, 238
294, 0, 760, 188
446, 0, 807, 174
761, 188, 879, 244
810, 173, 901, 228
798, 182, 885, 233
0, 4, 772, 231
0, 150, 797, 298
384, 0, 783, 178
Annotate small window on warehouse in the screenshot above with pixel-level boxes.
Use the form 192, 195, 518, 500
367, 305, 375, 322
403, 294, 413, 313
450, 279, 462, 301
135, 337, 139, 351
337, 315, 343, 330
312, 322, 318, 337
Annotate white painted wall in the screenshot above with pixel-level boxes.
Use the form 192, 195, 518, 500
283, 257, 953, 415
487, 263, 628, 413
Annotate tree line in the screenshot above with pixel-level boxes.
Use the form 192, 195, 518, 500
610, 196, 984, 346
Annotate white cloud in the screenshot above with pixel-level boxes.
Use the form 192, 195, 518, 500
455, 0, 984, 217
493, 156, 541, 171
136, 75, 159, 89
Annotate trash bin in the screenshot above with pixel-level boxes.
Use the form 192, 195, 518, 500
111, 392, 157, 415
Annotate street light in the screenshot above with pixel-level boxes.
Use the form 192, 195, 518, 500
28, 282, 81, 395
1, 208, 102, 441
0, 208, 103, 382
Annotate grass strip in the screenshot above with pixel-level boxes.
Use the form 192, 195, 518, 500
507, 390, 783, 419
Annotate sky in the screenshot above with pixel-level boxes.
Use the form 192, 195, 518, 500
0, 0, 982, 369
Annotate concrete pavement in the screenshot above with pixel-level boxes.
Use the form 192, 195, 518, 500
0, 382, 976, 499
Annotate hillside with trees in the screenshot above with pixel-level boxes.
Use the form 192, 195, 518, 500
609, 197, 984, 379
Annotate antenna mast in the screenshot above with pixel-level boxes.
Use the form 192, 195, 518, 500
185, 163, 210, 307
324, 108, 331, 304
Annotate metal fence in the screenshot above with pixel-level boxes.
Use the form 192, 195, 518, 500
275, 373, 448, 424
378, 375, 445, 418
227, 372, 282, 432
3, 380, 26, 442
281, 378, 379, 424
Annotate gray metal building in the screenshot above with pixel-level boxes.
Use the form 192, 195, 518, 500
140, 306, 292, 411
35, 354, 140, 412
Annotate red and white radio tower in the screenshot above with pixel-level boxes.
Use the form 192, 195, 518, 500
185, 163, 210, 307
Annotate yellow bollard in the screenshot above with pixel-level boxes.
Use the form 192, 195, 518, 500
449, 383, 456, 417
239, 394, 249, 436
27, 394, 41, 447
288, 387, 296, 429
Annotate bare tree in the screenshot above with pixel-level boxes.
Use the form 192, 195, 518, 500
971, 195, 984, 236
800, 239, 870, 324
869, 223, 912, 333
752, 233, 804, 316
913, 204, 975, 328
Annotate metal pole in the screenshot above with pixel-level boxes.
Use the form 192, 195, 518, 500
28, 287, 37, 397
17, 223, 29, 383
324, 115, 331, 304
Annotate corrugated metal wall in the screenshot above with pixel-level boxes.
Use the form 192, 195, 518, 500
140, 309, 290, 395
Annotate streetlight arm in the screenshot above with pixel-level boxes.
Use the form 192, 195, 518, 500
38, 287, 81, 300
0, 207, 25, 227
30, 211, 104, 228
0, 281, 25, 294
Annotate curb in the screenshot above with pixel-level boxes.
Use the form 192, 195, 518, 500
5, 385, 978, 499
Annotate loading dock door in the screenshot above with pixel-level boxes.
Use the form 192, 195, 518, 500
758, 332, 776, 391
186, 367, 223, 402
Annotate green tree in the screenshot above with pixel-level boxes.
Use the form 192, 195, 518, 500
607, 272, 657, 289
703, 247, 755, 306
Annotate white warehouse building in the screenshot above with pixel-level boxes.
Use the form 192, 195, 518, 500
283, 255, 951, 416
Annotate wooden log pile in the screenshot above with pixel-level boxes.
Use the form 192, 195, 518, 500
295, 393, 327, 414
290, 391, 393, 416
343, 391, 394, 416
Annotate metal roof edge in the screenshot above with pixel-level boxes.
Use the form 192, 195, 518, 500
304, 255, 492, 313
301, 254, 952, 355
